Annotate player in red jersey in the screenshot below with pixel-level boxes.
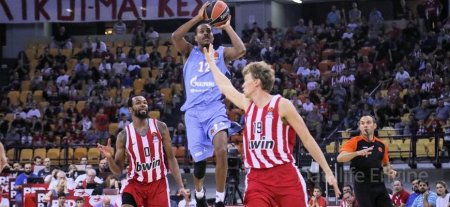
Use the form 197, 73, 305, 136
98, 96, 188, 207
203, 43, 340, 207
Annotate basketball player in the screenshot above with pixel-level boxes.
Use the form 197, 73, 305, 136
337, 116, 397, 207
203, 44, 340, 207
171, 2, 246, 207
98, 96, 188, 207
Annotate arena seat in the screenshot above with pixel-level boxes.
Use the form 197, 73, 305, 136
87, 148, 101, 164
140, 67, 150, 80
20, 149, 33, 162
90, 58, 102, 68
19, 90, 31, 106
326, 142, 336, 154
416, 140, 428, 158
148, 110, 161, 119
108, 123, 119, 135
38, 101, 49, 114
107, 88, 117, 97
358, 46, 373, 57
63, 101, 75, 111
47, 148, 61, 165
20, 80, 31, 91
4, 113, 15, 123
33, 148, 47, 159
74, 148, 88, 161
321, 49, 335, 60
6, 148, 15, 161
7, 91, 20, 106
33, 90, 43, 103
151, 69, 161, 78
60, 148, 74, 164
160, 88, 173, 104
75, 101, 86, 112
173, 83, 183, 96
122, 88, 133, 100
388, 143, 401, 158
133, 78, 145, 94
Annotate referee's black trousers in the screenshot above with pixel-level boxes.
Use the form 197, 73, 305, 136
354, 183, 393, 207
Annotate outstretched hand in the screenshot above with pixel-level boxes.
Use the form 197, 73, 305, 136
203, 44, 215, 65
326, 173, 341, 197
98, 138, 114, 159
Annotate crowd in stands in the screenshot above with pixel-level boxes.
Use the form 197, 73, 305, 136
0, 0, 449, 205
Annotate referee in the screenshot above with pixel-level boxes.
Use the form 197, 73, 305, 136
337, 116, 397, 207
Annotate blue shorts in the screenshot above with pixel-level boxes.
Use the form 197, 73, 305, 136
184, 102, 230, 162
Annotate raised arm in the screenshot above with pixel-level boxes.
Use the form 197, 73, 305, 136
217, 18, 246, 62
98, 132, 126, 176
203, 44, 249, 110
279, 98, 341, 196
158, 120, 188, 197
171, 2, 209, 56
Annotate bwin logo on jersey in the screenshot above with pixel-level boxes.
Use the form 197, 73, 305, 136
249, 138, 274, 150
152, 132, 159, 142
135, 159, 160, 172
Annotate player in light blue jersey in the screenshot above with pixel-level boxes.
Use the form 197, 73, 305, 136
171, 2, 246, 207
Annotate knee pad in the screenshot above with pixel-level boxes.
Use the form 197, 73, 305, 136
193, 161, 207, 179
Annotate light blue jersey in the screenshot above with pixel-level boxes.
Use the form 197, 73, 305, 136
181, 46, 231, 162
181, 46, 229, 111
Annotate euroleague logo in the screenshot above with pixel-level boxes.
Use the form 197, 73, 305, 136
378, 147, 383, 152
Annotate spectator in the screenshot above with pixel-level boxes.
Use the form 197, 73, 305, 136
51, 26, 72, 49
15, 163, 38, 207
93, 175, 119, 196
38, 157, 53, 178
145, 26, 160, 47
395, 0, 411, 20
411, 180, 437, 207
348, 3, 362, 27
76, 168, 101, 189
57, 192, 67, 207
92, 38, 107, 58
368, 8, 384, 35
95, 108, 109, 140
97, 158, 111, 174
436, 181, 450, 207
391, 180, 410, 206
113, 18, 127, 35
340, 184, 358, 207
308, 186, 327, 207
76, 197, 85, 207
131, 17, 146, 46
172, 122, 186, 147
326, 5, 341, 27
44, 177, 69, 204
93, 196, 114, 207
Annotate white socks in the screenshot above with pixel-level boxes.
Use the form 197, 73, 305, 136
216, 191, 225, 203
195, 188, 205, 199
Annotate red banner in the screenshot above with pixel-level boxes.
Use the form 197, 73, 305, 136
0, 0, 206, 23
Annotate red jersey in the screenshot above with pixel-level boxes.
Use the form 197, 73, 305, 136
243, 95, 296, 169
125, 119, 167, 183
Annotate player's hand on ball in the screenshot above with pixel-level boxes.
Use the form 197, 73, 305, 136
326, 172, 341, 197
215, 15, 231, 29
196, 1, 210, 21
98, 138, 114, 159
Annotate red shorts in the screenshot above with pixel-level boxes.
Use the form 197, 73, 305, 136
122, 177, 170, 207
244, 163, 307, 207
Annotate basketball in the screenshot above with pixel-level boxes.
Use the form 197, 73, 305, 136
203, 0, 230, 27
